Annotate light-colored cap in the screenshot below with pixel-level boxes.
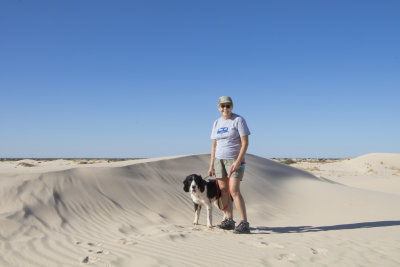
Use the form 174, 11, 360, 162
218, 96, 233, 105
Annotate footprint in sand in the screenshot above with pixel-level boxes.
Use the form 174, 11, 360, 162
118, 238, 137, 245
310, 247, 328, 255
277, 253, 296, 261
88, 249, 110, 254
76, 241, 102, 247
96, 250, 110, 255
257, 241, 285, 249
76, 241, 109, 264
168, 233, 186, 240
88, 242, 102, 247
191, 226, 214, 231
82, 255, 99, 264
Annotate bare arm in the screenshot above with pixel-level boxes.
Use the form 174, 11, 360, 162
233, 135, 249, 170
208, 139, 217, 176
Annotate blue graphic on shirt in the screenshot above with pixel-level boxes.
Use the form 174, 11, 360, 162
217, 127, 229, 134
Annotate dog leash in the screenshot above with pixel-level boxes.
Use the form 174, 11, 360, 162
203, 170, 231, 210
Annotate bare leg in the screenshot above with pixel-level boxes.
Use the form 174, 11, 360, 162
217, 178, 233, 219
229, 178, 247, 221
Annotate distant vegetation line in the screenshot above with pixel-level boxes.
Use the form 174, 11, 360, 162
0, 158, 145, 162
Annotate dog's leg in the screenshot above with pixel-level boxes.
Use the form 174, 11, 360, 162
206, 202, 213, 229
193, 203, 201, 225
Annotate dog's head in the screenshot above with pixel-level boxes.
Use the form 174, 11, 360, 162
183, 174, 206, 194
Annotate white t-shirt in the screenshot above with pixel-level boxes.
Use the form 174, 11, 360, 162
210, 113, 251, 159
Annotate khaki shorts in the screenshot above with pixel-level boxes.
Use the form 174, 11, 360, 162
214, 158, 245, 181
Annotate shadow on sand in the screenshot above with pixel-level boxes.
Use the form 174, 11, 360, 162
253, 220, 400, 234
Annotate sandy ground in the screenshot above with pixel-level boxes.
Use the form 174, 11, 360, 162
291, 153, 400, 195
0, 153, 399, 266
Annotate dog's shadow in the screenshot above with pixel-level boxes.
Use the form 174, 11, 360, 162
252, 220, 400, 234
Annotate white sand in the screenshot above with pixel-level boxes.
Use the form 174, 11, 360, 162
292, 153, 400, 195
1, 153, 399, 266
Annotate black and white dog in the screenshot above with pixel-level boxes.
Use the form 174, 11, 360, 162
183, 174, 227, 228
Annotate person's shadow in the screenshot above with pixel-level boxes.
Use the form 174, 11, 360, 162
253, 220, 400, 234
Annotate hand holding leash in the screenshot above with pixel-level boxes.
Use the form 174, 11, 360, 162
207, 168, 215, 179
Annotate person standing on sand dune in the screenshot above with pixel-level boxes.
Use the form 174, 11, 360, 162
208, 96, 251, 234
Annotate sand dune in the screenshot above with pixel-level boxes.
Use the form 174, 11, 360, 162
1, 154, 399, 266
293, 153, 400, 195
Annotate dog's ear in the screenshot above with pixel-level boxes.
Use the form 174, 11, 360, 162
183, 176, 191, 192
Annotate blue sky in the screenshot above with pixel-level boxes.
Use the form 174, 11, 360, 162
1, 0, 399, 158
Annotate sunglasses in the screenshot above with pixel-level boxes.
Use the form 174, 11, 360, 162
220, 104, 231, 109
